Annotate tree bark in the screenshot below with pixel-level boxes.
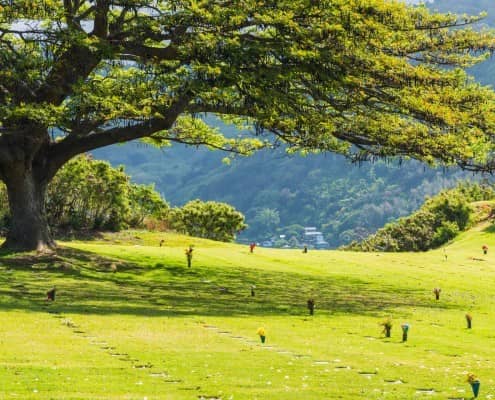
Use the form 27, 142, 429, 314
2, 166, 55, 251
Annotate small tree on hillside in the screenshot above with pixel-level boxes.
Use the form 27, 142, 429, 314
172, 199, 246, 242
47, 155, 131, 230
128, 183, 170, 228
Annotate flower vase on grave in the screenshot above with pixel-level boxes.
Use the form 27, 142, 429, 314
471, 380, 480, 398
307, 299, 315, 316
46, 288, 56, 301
401, 323, 409, 342
257, 327, 266, 343
185, 246, 193, 268
381, 318, 392, 338
467, 373, 480, 397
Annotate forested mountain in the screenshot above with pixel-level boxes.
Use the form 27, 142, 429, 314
431, 0, 495, 87
93, 0, 495, 247
94, 142, 475, 247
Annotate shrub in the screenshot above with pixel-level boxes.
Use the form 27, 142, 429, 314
169, 200, 247, 242
432, 221, 460, 247
345, 182, 494, 252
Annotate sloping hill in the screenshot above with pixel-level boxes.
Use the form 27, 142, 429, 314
345, 183, 495, 252
1, 230, 495, 399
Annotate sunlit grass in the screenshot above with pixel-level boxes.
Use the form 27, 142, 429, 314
0, 228, 495, 399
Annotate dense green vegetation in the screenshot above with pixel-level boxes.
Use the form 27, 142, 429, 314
46, 155, 169, 232
2, 226, 495, 399
0, 155, 169, 233
0, 156, 246, 243
346, 184, 495, 252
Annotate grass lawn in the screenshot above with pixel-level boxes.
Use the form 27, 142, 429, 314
0, 228, 495, 399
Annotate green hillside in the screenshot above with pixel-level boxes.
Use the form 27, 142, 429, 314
1, 229, 495, 399
94, 140, 473, 247
346, 185, 495, 252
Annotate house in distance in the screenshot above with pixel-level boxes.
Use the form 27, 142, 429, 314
303, 227, 330, 249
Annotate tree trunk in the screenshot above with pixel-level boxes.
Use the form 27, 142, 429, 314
2, 167, 55, 251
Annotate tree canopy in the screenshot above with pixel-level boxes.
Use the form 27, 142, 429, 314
2, 0, 495, 250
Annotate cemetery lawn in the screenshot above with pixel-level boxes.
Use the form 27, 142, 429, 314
1, 227, 495, 399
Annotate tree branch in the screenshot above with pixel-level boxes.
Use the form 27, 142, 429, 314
35, 43, 101, 105
185, 103, 253, 117
47, 93, 193, 178
119, 42, 179, 61
92, 0, 110, 38
74, 5, 96, 24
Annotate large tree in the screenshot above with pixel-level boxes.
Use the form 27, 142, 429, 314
1, 0, 495, 250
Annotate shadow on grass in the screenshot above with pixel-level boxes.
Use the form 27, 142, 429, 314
483, 224, 495, 234
0, 246, 458, 318
54, 229, 106, 242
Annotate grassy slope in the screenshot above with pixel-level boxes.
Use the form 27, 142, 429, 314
0, 228, 494, 399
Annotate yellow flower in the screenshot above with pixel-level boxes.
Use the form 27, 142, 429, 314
257, 327, 266, 336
